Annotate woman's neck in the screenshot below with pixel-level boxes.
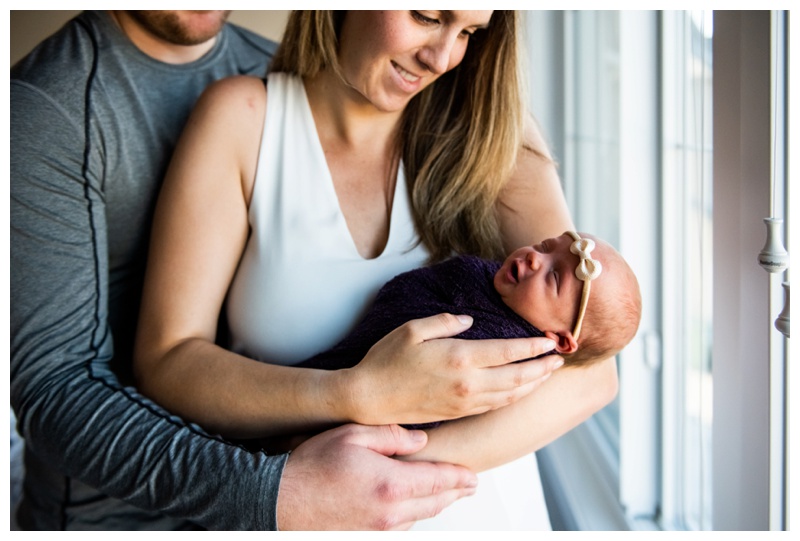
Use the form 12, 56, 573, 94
303, 70, 403, 152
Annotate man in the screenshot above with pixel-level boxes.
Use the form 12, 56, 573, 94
11, 10, 477, 530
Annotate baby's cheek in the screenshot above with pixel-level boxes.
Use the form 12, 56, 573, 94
517, 300, 547, 330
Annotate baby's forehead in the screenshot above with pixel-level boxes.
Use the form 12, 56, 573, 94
542, 232, 578, 252
595, 248, 630, 293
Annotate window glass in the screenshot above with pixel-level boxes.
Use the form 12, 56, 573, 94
660, 10, 713, 531
526, 10, 714, 530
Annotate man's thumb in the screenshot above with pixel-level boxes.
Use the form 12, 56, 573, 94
356, 424, 428, 457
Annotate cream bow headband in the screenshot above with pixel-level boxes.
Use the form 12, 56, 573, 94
566, 231, 602, 340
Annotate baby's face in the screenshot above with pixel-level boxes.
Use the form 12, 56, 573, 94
493, 232, 589, 333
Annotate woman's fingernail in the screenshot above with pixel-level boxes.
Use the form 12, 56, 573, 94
553, 359, 565, 370
457, 315, 473, 325
543, 340, 557, 351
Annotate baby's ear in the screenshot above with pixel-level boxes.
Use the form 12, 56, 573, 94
544, 330, 578, 354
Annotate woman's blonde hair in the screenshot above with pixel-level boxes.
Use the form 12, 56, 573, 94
271, 11, 528, 262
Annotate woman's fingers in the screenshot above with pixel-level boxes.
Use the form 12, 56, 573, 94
401, 313, 476, 341
428, 354, 564, 420
471, 348, 564, 391
349, 315, 565, 425
404, 313, 558, 367
445, 334, 559, 368
449, 361, 562, 417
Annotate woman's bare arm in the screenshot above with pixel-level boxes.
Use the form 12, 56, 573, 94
133, 76, 349, 437
403, 361, 617, 472
401, 118, 619, 471
497, 115, 575, 250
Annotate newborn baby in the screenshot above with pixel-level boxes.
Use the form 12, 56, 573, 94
300, 231, 641, 372
290, 231, 641, 432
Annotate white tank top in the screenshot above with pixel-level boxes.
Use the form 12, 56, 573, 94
225, 72, 429, 365
226, 72, 551, 531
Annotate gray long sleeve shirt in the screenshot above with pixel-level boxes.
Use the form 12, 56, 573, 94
11, 11, 286, 530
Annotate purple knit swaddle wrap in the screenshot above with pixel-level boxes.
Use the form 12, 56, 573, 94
298, 255, 548, 428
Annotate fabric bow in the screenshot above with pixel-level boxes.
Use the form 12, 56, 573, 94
570, 238, 603, 282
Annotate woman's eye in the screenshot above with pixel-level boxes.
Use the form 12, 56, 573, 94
412, 11, 438, 25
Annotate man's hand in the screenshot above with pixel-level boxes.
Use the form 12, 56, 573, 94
276, 423, 477, 530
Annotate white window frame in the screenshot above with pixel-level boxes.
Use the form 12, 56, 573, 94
527, 10, 790, 531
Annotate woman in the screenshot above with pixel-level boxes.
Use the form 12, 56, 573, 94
135, 10, 618, 529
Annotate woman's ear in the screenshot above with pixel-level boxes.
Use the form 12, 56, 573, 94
544, 330, 578, 354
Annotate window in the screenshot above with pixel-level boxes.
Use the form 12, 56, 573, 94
660, 10, 713, 531
527, 10, 788, 531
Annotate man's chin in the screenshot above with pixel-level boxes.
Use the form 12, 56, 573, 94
128, 10, 231, 47
172, 11, 232, 45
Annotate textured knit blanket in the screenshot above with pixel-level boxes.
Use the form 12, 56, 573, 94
298, 255, 548, 428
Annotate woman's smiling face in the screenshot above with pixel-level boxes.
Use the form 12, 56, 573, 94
336, 10, 493, 112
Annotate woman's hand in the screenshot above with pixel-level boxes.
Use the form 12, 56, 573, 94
336, 313, 564, 426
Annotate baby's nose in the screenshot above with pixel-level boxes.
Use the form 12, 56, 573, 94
527, 250, 544, 270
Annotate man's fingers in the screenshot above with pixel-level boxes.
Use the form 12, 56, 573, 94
366, 458, 479, 503
343, 423, 431, 457
377, 461, 477, 529
387, 487, 477, 530
392, 460, 478, 502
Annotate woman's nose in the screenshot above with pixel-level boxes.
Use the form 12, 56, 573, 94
417, 32, 461, 75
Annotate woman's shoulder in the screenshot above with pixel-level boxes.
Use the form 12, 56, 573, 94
181, 75, 269, 204
184, 75, 268, 157
193, 72, 305, 127
196, 75, 268, 116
